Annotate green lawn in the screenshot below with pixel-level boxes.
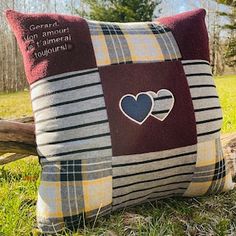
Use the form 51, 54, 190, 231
0, 91, 32, 119
0, 75, 236, 235
215, 75, 236, 134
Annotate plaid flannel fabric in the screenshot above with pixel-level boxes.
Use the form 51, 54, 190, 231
184, 138, 232, 196
37, 157, 112, 233
88, 21, 181, 66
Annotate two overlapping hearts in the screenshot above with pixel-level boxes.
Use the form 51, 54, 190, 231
119, 89, 175, 125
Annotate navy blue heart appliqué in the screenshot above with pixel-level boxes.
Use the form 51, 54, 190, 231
119, 93, 154, 125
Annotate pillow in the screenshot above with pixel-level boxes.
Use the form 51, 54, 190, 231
5, 8, 235, 234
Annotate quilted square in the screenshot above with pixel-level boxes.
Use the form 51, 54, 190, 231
37, 157, 112, 232
112, 144, 197, 209
99, 61, 197, 156
5, 8, 235, 234
88, 21, 181, 66
30, 69, 112, 162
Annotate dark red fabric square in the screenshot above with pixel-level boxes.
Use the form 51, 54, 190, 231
158, 8, 209, 61
5, 10, 97, 84
99, 61, 197, 156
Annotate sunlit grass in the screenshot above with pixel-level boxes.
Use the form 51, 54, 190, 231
0, 91, 32, 119
0, 157, 40, 235
215, 75, 236, 134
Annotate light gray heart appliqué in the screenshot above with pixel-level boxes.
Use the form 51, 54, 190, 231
148, 89, 175, 121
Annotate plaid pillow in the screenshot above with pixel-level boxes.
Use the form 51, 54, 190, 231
5, 8, 235, 234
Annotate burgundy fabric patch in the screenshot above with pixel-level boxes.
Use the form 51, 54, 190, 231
5, 10, 97, 84
158, 9, 210, 62
99, 61, 197, 156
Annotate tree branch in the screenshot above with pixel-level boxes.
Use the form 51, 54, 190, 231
0, 153, 30, 165
0, 118, 37, 164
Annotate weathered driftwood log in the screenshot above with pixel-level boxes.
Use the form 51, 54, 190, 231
0, 153, 30, 165
12, 116, 34, 123
0, 120, 36, 153
0, 117, 36, 164
0, 117, 236, 173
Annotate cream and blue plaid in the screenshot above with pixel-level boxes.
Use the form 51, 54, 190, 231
37, 156, 112, 233
88, 21, 181, 66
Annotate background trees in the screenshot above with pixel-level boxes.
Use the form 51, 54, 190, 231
77, 0, 162, 22
217, 0, 236, 67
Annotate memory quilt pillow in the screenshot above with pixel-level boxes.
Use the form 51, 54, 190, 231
5, 8, 235, 234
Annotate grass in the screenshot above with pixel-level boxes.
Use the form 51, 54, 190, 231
214, 75, 236, 134
0, 91, 32, 119
0, 158, 40, 236
0, 75, 236, 235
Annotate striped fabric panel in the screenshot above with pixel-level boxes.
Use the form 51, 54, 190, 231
87, 20, 181, 66
30, 69, 112, 163
36, 123, 110, 148
123, 192, 184, 210
31, 70, 101, 112
182, 60, 222, 142
113, 188, 187, 210
112, 144, 197, 209
145, 192, 184, 203
37, 156, 112, 233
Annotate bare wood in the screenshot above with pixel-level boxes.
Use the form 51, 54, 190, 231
0, 153, 31, 165
0, 120, 35, 144
0, 141, 36, 155
12, 116, 34, 123
0, 120, 36, 162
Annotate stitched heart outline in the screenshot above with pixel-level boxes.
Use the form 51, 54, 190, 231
148, 89, 175, 121
119, 92, 154, 125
